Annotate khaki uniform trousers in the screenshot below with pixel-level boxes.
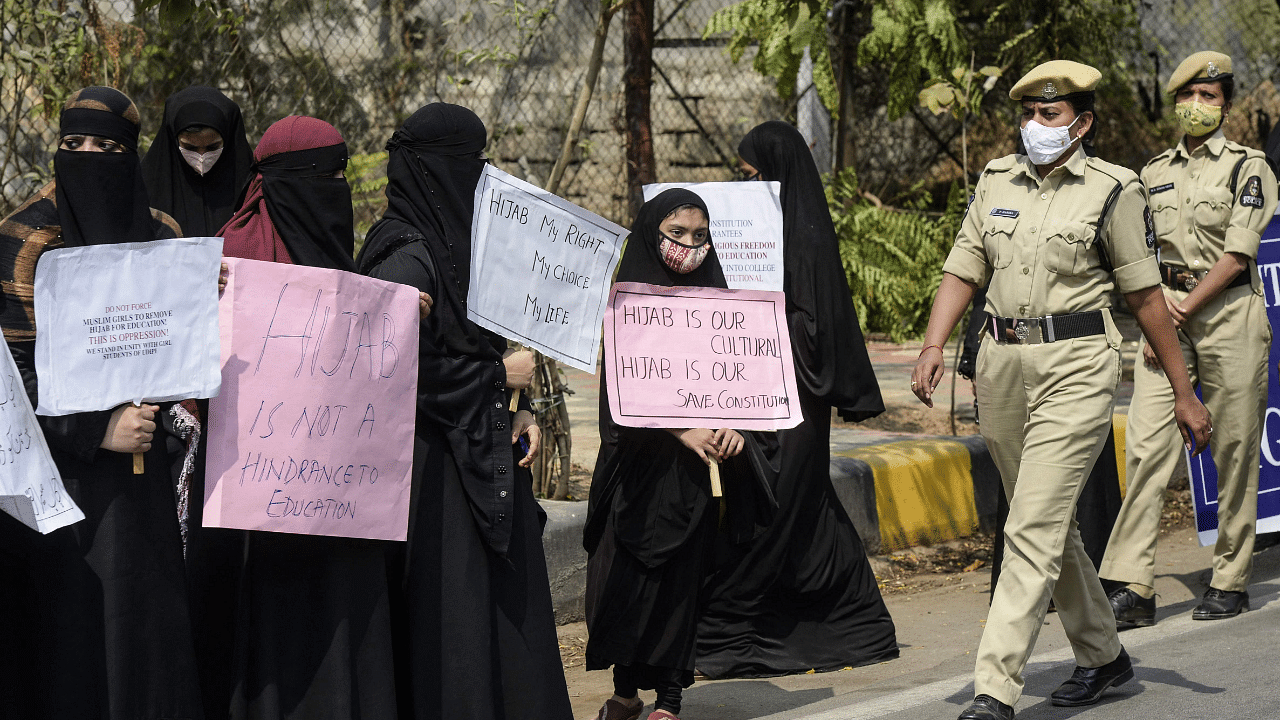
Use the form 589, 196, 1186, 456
1101, 284, 1270, 593
973, 331, 1123, 705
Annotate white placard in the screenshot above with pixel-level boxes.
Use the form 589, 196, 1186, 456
468, 165, 628, 372
0, 339, 83, 533
643, 182, 785, 292
34, 237, 223, 415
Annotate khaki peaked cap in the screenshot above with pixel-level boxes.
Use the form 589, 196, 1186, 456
1166, 51, 1233, 94
1008, 60, 1101, 101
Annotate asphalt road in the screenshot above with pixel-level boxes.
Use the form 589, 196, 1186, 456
565, 530, 1280, 719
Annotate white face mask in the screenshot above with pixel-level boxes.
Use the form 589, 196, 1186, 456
1020, 114, 1082, 165
180, 145, 223, 176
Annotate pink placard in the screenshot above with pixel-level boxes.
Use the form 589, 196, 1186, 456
204, 258, 419, 541
604, 282, 800, 431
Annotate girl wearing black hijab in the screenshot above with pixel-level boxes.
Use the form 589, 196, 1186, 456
357, 103, 571, 720
0, 86, 202, 719
583, 189, 777, 720
142, 85, 253, 236
696, 121, 899, 677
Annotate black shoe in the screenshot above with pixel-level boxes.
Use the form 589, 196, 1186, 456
1192, 587, 1249, 620
958, 694, 1014, 720
1051, 647, 1134, 707
1108, 587, 1156, 627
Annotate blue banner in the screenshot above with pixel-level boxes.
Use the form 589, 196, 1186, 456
1188, 206, 1280, 545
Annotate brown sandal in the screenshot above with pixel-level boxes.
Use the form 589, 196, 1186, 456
591, 698, 644, 720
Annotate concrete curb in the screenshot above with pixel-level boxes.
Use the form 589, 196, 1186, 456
540, 499, 589, 624
830, 434, 1001, 555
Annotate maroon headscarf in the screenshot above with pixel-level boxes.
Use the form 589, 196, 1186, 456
218, 115, 356, 270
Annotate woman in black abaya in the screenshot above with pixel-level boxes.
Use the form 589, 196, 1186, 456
0, 86, 201, 720
696, 121, 898, 678
142, 85, 253, 236
212, 116, 397, 720
584, 188, 777, 720
356, 103, 572, 720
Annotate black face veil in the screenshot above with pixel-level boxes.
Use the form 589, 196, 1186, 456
358, 102, 490, 357
54, 86, 154, 247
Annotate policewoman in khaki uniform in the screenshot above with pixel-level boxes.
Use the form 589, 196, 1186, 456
1100, 52, 1278, 626
912, 61, 1212, 720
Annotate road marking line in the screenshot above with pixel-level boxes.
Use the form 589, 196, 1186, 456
777, 586, 1278, 720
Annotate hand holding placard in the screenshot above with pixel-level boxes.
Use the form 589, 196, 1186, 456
468, 165, 627, 373
604, 283, 801, 432
203, 258, 419, 541
33, 237, 223, 416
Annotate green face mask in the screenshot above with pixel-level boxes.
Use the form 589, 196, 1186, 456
1175, 100, 1223, 137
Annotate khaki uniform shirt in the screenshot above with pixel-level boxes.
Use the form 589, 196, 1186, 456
1141, 129, 1278, 271
943, 148, 1160, 319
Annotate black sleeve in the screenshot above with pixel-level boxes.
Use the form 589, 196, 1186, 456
363, 243, 438, 299
7, 339, 112, 462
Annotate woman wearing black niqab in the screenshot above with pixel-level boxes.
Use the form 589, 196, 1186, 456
142, 85, 253, 236
583, 188, 777, 720
0, 86, 202, 720
357, 102, 572, 720
696, 121, 898, 678
202, 115, 397, 720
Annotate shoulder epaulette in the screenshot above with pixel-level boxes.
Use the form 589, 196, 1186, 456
1084, 156, 1139, 187
1142, 148, 1176, 169
983, 155, 1019, 174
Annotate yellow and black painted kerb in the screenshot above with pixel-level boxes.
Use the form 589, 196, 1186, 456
831, 417, 1128, 554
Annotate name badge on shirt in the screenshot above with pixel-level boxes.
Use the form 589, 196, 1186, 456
1240, 176, 1264, 208
990, 208, 1019, 218
1148, 183, 1175, 195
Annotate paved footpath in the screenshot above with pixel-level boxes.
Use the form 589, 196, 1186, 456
563, 530, 1280, 719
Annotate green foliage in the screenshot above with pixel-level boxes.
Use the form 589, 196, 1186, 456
828, 169, 966, 340
919, 65, 1002, 120
0, 1, 124, 196
859, 0, 967, 120
704, 0, 838, 113
348, 151, 390, 255
860, 0, 1141, 122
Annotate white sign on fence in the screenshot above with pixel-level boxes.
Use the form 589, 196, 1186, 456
33, 237, 223, 415
643, 182, 785, 292
0, 339, 83, 533
468, 165, 628, 372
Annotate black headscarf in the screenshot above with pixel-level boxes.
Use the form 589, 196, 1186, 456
54, 86, 155, 247
614, 187, 727, 288
142, 86, 253, 237
738, 121, 884, 422
358, 102, 490, 356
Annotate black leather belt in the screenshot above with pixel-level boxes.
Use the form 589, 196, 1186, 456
1159, 263, 1250, 292
987, 310, 1106, 344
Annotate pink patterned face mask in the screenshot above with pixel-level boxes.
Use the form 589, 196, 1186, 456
659, 232, 710, 274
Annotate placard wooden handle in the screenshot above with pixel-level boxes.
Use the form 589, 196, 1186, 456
509, 389, 521, 412
708, 460, 722, 498
132, 452, 144, 474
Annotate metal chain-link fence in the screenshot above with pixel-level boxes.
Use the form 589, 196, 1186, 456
845, 0, 1280, 202
0, 0, 779, 228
